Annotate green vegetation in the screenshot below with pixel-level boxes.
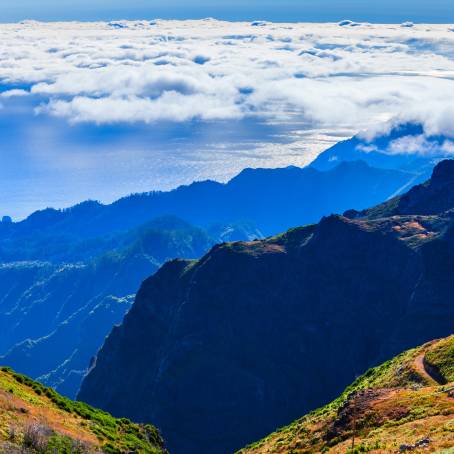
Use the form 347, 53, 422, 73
238, 336, 454, 453
425, 336, 454, 383
0, 367, 167, 453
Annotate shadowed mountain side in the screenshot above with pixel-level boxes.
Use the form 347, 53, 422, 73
78, 162, 454, 454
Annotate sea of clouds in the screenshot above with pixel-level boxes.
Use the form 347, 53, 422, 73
1, 19, 454, 132
1, 19, 454, 217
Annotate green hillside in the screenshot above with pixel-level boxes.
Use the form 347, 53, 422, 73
0, 367, 167, 453
238, 336, 454, 454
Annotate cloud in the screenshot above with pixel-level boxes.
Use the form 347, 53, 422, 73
0, 89, 29, 98
39, 92, 243, 123
0, 19, 454, 137
387, 134, 454, 156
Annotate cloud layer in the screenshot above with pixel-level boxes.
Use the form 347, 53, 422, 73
1, 19, 454, 137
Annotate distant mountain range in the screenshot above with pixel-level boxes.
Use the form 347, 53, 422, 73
78, 160, 454, 454
1, 122, 452, 402
3, 124, 446, 255
0, 160, 426, 250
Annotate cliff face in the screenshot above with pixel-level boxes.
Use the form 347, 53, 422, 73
79, 161, 454, 454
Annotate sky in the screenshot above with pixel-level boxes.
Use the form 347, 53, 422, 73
1, 8, 454, 219
0, 0, 453, 23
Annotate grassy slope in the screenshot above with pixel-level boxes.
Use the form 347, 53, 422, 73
0, 367, 167, 453
238, 336, 454, 454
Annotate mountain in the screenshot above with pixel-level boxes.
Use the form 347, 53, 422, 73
0, 161, 418, 245
0, 366, 167, 453
0, 217, 235, 399
238, 335, 454, 453
0, 155, 424, 399
311, 122, 452, 176
345, 159, 454, 220
78, 160, 454, 454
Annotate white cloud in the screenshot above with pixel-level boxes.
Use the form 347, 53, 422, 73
38, 92, 243, 123
442, 140, 454, 153
0, 19, 454, 138
0, 89, 29, 98
387, 135, 454, 156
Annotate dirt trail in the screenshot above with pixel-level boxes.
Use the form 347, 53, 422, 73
414, 354, 445, 385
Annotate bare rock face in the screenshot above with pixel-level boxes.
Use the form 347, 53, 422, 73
79, 161, 454, 454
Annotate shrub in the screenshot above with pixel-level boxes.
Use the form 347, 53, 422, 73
22, 423, 53, 452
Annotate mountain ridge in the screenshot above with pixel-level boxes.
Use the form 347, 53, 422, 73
1, 160, 419, 246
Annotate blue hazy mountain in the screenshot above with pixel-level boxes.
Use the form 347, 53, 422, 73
0, 126, 446, 399
1, 160, 420, 249
311, 123, 450, 175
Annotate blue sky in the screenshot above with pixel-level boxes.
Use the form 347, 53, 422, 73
0, 0, 453, 23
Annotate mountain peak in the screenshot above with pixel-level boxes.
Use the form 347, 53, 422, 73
431, 159, 454, 185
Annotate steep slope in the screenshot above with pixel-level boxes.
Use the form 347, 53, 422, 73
0, 160, 417, 247
78, 160, 454, 454
238, 335, 454, 453
0, 218, 223, 399
0, 366, 167, 453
